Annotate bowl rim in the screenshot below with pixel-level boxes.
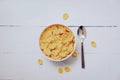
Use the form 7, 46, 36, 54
39, 23, 76, 61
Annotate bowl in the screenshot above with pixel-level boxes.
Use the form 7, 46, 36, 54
39, 24, 76, 61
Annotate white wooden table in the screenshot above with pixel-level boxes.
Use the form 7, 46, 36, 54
0, 0, 120, 80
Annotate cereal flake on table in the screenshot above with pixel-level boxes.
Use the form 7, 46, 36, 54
72, 51, 78, 57
38, 58, 43, 65
64, 66, 71, 72
58, 67, 63, 74
91, 41, 96, 48
63, 13, 69, 20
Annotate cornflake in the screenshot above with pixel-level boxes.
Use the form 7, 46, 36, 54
38, 58, 43, 65
58, 67, 63, 74
64, 66, 70, 72
72, 51, 78, 57
91, 41, 96, 47
63, 13, 69, 20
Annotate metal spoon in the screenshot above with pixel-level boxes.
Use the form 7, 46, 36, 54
77, 26, 87, 69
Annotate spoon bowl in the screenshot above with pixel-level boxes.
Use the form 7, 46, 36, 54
77, 26, 87, 41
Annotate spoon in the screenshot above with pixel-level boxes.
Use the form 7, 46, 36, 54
77, 26, 87, 69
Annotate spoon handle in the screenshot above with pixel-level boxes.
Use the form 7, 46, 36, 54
81, 42, 85, 69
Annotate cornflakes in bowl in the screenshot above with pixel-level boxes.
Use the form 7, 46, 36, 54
39, 24, 75, 61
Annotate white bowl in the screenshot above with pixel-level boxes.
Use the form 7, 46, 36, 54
39, 24, 76, 61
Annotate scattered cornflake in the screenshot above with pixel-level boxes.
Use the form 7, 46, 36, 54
38, 58, 43, 65
58, 67, 63, 74
72, 51, 78, 57
64, 66, 70, 72
63, 13, 69, 20
91, 41, 96, 47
